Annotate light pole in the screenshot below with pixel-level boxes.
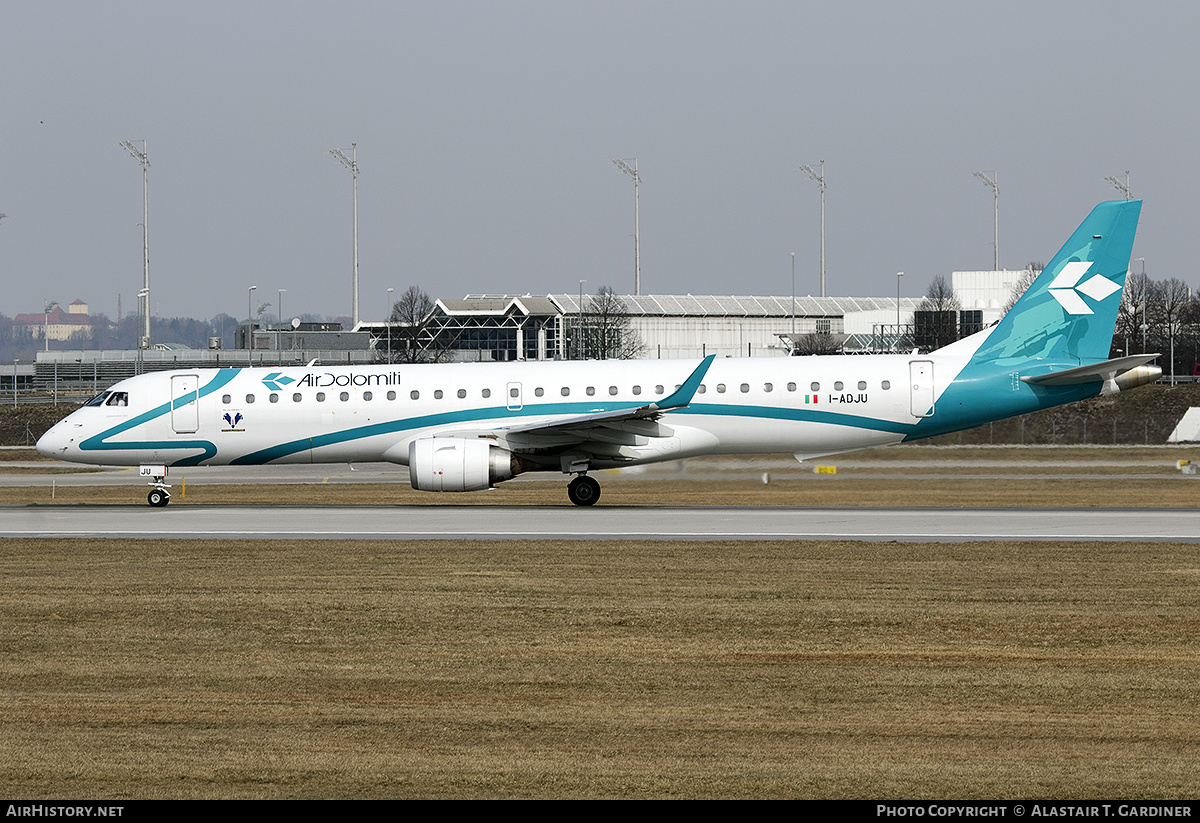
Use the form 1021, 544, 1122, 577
330, 144, 359, 326
973, 170, 999, 271
789, 252, 796, 344
12, 360, 18, 407
120, 140, 151, 346
798, 161, 826, 298
42, 300, 58, 352
896, 272, 904, 350
386, 287, 394, 364
611, 159, 641, 295
277, 288, 286, 350
577, 279, 586, 360
136, 288, 148, 374
247, 285, 257, 350
1105, 171, 1132, 200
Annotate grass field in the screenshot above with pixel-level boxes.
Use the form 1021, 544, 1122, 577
1, 537, 1198, 799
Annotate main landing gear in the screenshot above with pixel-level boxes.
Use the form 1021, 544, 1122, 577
567, 474, 600, 507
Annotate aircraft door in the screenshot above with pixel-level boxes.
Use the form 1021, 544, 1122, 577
171, 374, 200, 433
909, 360, 934, 418
506, 382, 523, 411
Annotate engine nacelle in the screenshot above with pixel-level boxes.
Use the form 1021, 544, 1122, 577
409, 437, 515, 492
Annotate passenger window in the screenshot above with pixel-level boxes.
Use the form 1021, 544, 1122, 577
364, 391, 373, 401
434, 390, 443, 400
510, 388, 519, 398
339, 392, 349, 401
810, 382, 820, 392
481, 388, 491, 398
787, 382, 797, 392
858, 381, 867, 391
739, 383, 749, 393
764, 383, 773, 392
716, 384, 726, 393
293, 393, 302, 402
220, 394, 231, 405
534, 387, 545, 397
561, 387, 570, 396
881, 380, 891, 390
387, 391, 396, 400
269, 393, 279, 403
632, 385, 641, 396
655, 385, 664, 395
608, 386, 618, 396
411, 390, 420, 400
316, 392, 326, 402
457, 389, 466, 399
698, 384, 707, 394
586, 387, 595, 396
834, 381, 843, 391
245, 394, 255, 404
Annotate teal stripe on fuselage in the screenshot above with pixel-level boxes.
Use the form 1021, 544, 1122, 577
228, 398, 915, 465
78, 369, 241, 467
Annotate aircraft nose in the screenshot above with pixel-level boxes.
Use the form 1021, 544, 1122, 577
36, 421, 71, 458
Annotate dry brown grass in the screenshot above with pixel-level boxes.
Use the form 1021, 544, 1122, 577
1, 537, 1198, 798
6, 474, 1200, 508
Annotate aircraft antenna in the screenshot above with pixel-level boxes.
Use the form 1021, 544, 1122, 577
612, 158, 641, 295
119, 140, 150, 346
330, 144, 359, 326
797, 161, 826, 298
973, 170, 999, 271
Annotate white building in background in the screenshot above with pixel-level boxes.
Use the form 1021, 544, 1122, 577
952, 269, 1041, 327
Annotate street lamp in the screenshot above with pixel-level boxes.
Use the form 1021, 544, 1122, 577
330, 144, 359, 326
611, 159, 641, 295
120, 140, 150, 347
577, 279, 586, 360
12, 360, 18, 407
277, 288, 286, 350
798, 161, 826, 298
973, 171, 999, 271
789, 252, 796, 343
1105, 171, 1132, 201
247, 285, 257, 350
896, 272, 904, 350
386, 287, 394, 364
43, 299, 58, 352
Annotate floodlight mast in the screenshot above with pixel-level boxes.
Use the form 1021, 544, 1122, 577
797, 161, 825, 298
119, 140, 150, 345
330, 144, 359, 326
612, 158, 641, 295
973, 170, 999, 271
1104, 171, 1132, 201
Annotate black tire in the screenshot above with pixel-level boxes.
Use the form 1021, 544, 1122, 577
567, 475, 600, 507
147, 489, 169, 508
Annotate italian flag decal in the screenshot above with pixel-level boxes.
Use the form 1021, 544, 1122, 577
805, 394, 819, 404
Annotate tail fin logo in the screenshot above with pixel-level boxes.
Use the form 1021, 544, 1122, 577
1047, 261, 1121, 315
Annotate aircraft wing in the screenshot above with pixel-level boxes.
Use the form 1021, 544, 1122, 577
501, 355, 714, 443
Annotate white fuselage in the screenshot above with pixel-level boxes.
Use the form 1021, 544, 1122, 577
36, 353, 971, 471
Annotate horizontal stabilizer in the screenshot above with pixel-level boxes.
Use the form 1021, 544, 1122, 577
1020, 354, 1161, 396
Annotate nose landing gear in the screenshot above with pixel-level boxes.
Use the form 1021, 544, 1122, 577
141, 465, 171, 508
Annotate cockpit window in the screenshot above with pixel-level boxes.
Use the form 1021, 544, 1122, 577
105, 392, 129, 407
85, 391, 112, 407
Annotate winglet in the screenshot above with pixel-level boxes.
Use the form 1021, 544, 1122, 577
656, 354, 715, 410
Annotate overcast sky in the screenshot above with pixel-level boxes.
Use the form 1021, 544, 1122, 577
2, 1, 1194, 324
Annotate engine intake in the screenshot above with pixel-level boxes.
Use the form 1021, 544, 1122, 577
409, 437, 515, 492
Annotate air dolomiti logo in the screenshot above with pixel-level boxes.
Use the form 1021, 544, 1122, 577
261, 372, 296, 391
1047, 261, 1121, 315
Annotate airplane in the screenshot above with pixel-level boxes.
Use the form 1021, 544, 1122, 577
37, 199, 1159, 507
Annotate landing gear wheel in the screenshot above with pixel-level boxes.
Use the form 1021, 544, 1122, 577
567, 475, 601, 507
147, 489, 170, 508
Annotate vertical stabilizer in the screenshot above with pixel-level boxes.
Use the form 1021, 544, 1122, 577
971, 200, 1141, 367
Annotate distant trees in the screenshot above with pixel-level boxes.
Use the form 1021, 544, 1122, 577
573, 286, 644, 360
915, 274, 963, 350
383, 286, 452, 363
1001, 263, 1044, 316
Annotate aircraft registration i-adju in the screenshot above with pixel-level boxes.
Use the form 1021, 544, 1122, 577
38, 199, 1159, 507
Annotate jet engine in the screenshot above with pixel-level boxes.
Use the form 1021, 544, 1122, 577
408, 437, 515, 492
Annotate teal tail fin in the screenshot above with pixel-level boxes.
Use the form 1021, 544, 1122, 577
971, 200, 1142, 367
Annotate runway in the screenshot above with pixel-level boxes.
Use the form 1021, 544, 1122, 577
3, 503, 1198, 542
